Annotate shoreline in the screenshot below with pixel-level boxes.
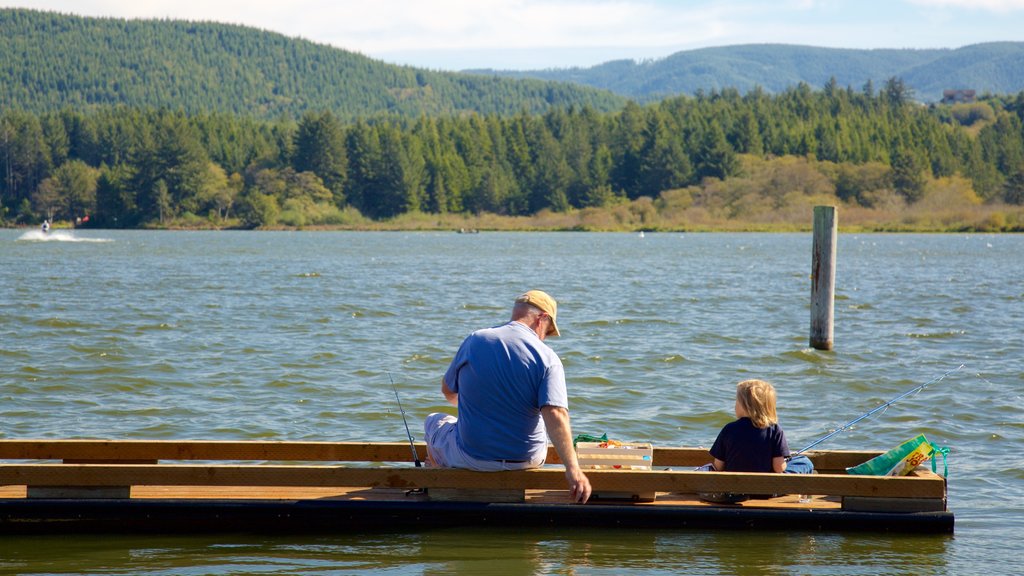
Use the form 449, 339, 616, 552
6, 222, 1022, 233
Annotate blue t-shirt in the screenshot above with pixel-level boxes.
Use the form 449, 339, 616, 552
444, 321, 567, 462
709, 417, 789, 473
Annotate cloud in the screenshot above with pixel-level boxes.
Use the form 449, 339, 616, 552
907, 0, 1024, 11
8, 0, 737, 53
313, 1, 734, 53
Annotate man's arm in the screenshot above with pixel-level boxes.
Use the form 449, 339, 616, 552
441, 377, 458, 406
541, 405, 591, 504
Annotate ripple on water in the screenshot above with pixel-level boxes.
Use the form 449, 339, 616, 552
573, 375, 614, 386
401, 352, 447, 367
460, 303, 504, 312
907, 329, 967, 339
780, 348, 832, 364
134, 323, 176, 332
0, 349, 31, 360
31, 317, 97, 329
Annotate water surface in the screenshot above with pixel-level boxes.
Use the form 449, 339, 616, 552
1, 230, 1021, 575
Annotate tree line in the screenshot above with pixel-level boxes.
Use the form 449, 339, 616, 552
3, 79, 1024, 229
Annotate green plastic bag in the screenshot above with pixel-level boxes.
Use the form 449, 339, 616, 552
846, 434, 946, 477
573, 433, 607, 447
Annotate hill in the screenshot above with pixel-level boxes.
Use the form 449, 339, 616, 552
0, 9, 626, 119
467, 43, 1024, 102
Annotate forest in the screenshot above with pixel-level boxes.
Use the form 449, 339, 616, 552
0, 8, 625, 119
3, 79, 1024, 232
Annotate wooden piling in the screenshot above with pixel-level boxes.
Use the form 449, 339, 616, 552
810, 206, 837, 350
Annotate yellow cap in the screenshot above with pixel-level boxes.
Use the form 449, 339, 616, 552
515, 290, 560, 337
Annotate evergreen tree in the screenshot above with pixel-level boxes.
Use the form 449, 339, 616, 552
637, 112, 691, 196
883, 77, 913, 110
611, 102, 646, 198
504, 114, 536, 200
343, 120, 379, 214
131, 112, 210, 221
41, 114, 69, 168
979, 113, 1024, 175
526, 122, 571, 213
94, 163, 136, 227
890, 146, 926, 202
814, 120, 840, 163
359, 125, 426, 218
1003, 168, 1024, 205
730, 109, 763, 156
292, 110, 347, 206
1, 111, 52, 206
60, 109, 101, 167
693, 122, 737, 181
579, 144, 617, 207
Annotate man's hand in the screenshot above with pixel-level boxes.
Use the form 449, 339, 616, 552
541, 405, 591, 504
564, 464, 592, 504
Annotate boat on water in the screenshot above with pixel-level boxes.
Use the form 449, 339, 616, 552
0, 440, 952, 534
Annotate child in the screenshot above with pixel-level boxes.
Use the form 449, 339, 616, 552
703, 379, 813, 474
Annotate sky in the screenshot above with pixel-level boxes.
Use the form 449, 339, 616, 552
4, 0, 1024, 71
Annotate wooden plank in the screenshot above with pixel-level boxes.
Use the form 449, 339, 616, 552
795, 450, 883, 471
134, 485, 382, 500
0, 440, 424, 463
0, 464, 946, 499
907, 468, 946, 482
130, 486, 815, 507
5, 484, 848, 510
647, 448, 882, 469
0, 440, 881, 470
63, 459, 158, 465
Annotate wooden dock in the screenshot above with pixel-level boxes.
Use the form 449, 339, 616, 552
0, 440, 952, 534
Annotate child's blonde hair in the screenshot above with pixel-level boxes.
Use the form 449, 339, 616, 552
736, 379, 778, 429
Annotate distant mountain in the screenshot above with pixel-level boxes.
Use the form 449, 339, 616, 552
0, 9, 626, 119
467, 43, 1024, 102
6, 8, 1022, 118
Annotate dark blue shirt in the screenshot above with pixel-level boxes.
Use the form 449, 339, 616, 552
709, 417, 789, 472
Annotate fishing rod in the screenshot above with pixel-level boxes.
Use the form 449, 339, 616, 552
388, 371, 422, 467
789, 363, 964, 459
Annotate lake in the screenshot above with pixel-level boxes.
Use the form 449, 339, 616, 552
1, 229, 1021, 575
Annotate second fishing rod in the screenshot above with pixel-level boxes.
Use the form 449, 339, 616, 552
388, 371, 422, 467
789, 363, 964, 459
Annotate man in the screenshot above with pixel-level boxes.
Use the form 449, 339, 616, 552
424, 290, 591, 503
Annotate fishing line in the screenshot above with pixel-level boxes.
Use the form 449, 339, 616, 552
388, 370, 422, 467
973, 372, 999, 387
789, 363, 965, 459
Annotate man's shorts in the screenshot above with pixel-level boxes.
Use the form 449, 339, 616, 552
423, 412, 544, 471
